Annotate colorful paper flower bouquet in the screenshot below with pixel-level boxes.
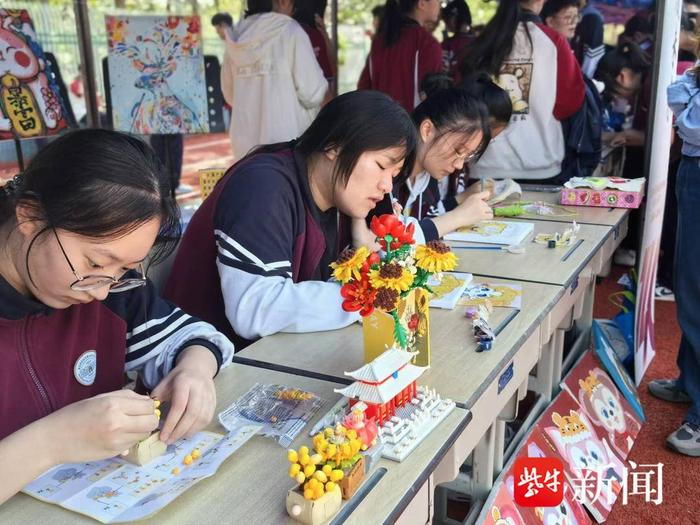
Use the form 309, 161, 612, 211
330, 214, 457, 364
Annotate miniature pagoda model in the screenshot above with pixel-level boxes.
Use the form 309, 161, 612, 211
334, 348, 427, 426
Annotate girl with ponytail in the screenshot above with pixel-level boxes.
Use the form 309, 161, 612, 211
357, 0, 443, 112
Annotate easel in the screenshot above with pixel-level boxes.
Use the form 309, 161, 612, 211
13, 137, 24, 172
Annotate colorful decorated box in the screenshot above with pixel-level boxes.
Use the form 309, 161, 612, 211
560, 177, 645, 209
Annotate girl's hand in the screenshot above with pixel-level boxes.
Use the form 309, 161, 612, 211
351, 218, 381, 251
151, 346, 218, 444
455, 191, 493, 226
44, 390, 158, 464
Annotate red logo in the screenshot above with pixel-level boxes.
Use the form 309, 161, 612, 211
513, 457, 564, 507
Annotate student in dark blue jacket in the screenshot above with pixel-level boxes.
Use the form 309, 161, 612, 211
165, 91, 417, 348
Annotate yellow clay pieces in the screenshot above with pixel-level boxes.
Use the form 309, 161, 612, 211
181, 448, 201, 467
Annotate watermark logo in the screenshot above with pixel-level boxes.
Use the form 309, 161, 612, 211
514, 458, 664, 507
513, 457, 564, 507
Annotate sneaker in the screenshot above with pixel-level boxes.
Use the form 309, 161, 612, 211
175, 183, 194, 195
667, 422, 700, 457
613, 248, 636, 267
648, 379, 691, 403
654, 284, 675, 302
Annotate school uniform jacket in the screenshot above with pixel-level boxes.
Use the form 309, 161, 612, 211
357, 20, 443, 113
0, 276, 234, 441
442, 32, 475, 82
164, 147, 359, 349
393, 172, 456, 240
470, 17, 585, 180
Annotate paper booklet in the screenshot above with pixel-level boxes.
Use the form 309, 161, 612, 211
444, 221, 534, 246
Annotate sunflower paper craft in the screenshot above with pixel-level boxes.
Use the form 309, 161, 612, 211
332, 214, 456, 351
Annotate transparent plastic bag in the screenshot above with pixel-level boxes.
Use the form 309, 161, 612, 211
218, 383, 324, 448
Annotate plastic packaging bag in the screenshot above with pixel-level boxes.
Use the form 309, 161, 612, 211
218, 383, 324, 448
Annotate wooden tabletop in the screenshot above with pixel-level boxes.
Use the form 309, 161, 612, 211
517, 190, 630, 228
234, 277, 563, 409
0, 364, 468, 525
448, 221, 611, 287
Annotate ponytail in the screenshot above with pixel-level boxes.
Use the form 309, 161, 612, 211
379, 0, 419, 47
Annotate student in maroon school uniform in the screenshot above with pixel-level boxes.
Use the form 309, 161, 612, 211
0, 130, 234, 504
357, 0, 443, 112
441, 0, 474, 82
295, 0, 337, 100
165, 91, 417, 350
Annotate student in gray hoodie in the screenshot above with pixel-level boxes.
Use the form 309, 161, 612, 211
648, 63, 700, 457
221, 0, 328, 159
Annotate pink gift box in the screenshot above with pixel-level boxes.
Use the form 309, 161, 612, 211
560, 186, 644, 209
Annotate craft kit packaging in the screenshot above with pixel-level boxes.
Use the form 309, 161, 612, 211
560, 177, 645, 209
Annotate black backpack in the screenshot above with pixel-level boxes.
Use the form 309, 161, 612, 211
559, 76, 603, 182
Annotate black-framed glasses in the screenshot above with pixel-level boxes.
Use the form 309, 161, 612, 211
53, 229, 147, 293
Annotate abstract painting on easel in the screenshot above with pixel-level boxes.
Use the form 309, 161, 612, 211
106, 15, 209, 135
0, 9, 69, 139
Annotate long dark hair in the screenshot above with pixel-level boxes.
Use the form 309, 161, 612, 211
294, 0, 328, 26
0, 129, 180, 268
245, 0, 273, 17
252, 90, 417, 186
442, 0, 472, 32
460, 0, 529, 77
412, 87, 491, 162
379, 0, 420, 47
460, 71, 513, 126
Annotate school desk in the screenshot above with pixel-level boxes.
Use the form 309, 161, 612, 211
447, 221, 611, 288
232, 277, 563, 498
0, 364, 469, 525
517, 190, 631, 276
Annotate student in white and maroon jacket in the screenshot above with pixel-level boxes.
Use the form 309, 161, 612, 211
460, 0, 585, 181
357, 0, 443, 113
0, 130, 234, 504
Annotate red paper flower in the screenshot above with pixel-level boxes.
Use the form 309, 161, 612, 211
370, 214, 415, 250
408, 314, 419, 331
340, 277, 377, 317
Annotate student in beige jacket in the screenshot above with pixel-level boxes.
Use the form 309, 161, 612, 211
221, 0, 328, 159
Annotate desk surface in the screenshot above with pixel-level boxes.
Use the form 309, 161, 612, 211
518, 190, 630, 228
449, 221, 610, 287
0, 364, 468, 525
234, 277, 562, 409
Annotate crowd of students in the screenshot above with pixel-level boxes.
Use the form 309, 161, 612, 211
2, 0, 700, 507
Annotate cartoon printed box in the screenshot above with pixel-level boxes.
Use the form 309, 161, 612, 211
559, 177, 644, 208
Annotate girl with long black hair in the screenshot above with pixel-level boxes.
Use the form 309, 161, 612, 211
460, 0, 584, 181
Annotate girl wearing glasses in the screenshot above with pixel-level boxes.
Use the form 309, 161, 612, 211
541, 0, 581, 41
0, 130, 234, 504
165, 91, 416, 349
367, 77, 512, 244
